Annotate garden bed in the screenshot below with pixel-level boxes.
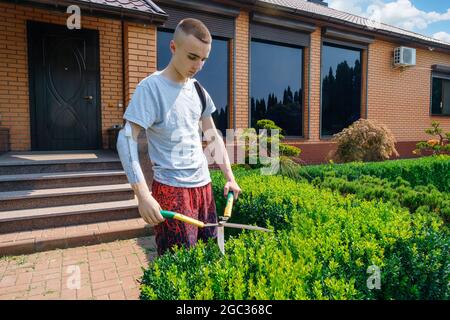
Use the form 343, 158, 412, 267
140, 156, 450, 300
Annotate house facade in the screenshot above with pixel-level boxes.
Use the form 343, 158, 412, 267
0, 0, 449, 164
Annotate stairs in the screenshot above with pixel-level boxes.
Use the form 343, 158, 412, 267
0, 151, 154, 256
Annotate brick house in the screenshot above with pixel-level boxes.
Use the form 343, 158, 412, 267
1, 0, 449, 164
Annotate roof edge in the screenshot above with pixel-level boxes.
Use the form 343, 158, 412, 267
3, 0, 168, 25
233, 0, 450, 53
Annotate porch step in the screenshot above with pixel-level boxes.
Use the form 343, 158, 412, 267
0, 170, 128, 191
0, 150, 123, 175
0, 150, 157, 255
0, 183, 134, 211
0, 198, 141, 233
0, 217, 154, 256
0, 161, 123, 175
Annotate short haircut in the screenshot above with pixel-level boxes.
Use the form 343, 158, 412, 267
174, 18, 212, 45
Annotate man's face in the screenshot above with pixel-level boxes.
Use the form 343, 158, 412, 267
170, 33, 211, 79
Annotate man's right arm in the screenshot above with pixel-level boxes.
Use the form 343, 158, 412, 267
116, 121, 164, 225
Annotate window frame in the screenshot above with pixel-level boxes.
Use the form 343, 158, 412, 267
430, 73, 450, 117
319, 40, 364, 139
249, 37, 305, 138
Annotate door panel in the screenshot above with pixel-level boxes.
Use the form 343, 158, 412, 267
28, 21, 100, 150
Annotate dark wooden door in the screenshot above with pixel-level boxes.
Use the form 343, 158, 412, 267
28, 21, 101, 150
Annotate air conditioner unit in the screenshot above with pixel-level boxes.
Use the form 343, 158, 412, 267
393, 47, 416, 67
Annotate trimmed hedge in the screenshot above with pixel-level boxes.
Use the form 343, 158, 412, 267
311, 175, 450, 226
140, 175, 449, 300
295, 155, 450, 193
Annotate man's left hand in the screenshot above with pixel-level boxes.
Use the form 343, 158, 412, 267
224, 180, 241, 200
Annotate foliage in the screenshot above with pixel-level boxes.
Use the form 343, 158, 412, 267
294, 154, 450, 193
140, 174, 449, 300
330, 119, 399, 163
413, 121, 450, 156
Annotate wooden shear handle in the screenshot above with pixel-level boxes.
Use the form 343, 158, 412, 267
223, 191, 234, 219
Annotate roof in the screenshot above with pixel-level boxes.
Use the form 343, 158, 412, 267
16, 0, 168, 23
78, 0, 166, 15
256, 0, 450, 50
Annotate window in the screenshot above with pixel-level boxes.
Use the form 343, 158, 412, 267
157, 29, 230, 135
321, 42, 362, 137
250, 39, 303, 136
431, 77, 450, 116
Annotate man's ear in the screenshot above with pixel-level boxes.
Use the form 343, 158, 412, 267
169, 40, 176, 54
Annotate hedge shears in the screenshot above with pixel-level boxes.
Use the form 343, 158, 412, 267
160, 191, 271, 254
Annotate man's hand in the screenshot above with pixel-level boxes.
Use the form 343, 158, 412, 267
224, 179, 241, 200
136, 193, 165, 225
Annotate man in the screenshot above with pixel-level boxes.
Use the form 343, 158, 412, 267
117, 18, 241, 256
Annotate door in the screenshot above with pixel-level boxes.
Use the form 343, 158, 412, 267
28, 21, 101, 150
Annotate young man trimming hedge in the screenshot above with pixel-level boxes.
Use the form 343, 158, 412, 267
117, 18, 241, 256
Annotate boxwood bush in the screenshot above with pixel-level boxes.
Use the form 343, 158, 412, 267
295, 155, 450, 193
310, 175, 450, 226
140, 175, 449, 300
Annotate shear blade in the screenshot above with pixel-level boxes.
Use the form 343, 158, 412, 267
217, 226, 225, 255
204, 222, 271, 232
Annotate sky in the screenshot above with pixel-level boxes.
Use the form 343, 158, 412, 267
326, 0, 450, 43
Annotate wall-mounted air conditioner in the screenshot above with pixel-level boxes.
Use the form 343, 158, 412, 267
393, 46, 416, 67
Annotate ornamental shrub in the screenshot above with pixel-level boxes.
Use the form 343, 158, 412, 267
329, 119, 399, 163
140, 175, 449, 300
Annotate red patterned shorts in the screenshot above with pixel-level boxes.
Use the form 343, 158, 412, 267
151, 179, 218, 256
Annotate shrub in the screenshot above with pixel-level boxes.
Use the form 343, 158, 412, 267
140, 174, 449, 300
294, 154, 450, 193
239, 120, 301, 170
330, 119, 399, 163
311, 175, 450, 226
413, 121, 450, 156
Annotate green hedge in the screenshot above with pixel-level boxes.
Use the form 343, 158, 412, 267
295, 155, 450, 193
311, 175, 450, 226
140, 175, 449, 300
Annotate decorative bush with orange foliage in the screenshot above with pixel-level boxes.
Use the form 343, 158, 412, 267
413, 121, 450, 156
329, 119, 399, 163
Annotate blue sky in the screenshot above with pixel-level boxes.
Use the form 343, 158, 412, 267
326, 0, 450, 43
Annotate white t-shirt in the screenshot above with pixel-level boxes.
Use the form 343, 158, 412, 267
123, 70, 217, 188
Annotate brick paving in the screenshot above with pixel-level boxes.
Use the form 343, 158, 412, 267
0, 236, 157, 300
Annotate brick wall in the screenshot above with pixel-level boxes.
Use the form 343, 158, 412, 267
306, 28, 323, 143
234, 10, 249, 129
0, 2, 124, 151
367, 39, 450, 141
123, 22, 156, 107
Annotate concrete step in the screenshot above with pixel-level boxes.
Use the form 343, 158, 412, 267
0, 184, 135, 211
0, 217, 154, 256
0, 161, 123, 175
0, 198, 141, 233
0, 170, 128, 191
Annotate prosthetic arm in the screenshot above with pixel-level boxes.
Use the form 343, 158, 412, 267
116, 121, 146, 186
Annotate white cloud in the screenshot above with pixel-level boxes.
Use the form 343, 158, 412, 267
328, 0, 450, 31
326, 0, 368, 16
433, 31, 450, 44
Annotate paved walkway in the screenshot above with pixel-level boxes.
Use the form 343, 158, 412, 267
0, 236, 157, 300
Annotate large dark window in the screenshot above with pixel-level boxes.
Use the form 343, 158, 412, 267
250, 40, 303, 136
321, 42, 362, 136
431, 77, 450, 115
157, 30, 229, 135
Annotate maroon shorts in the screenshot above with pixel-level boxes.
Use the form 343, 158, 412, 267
151, 179, 218, 256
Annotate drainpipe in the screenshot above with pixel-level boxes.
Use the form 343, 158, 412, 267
121, 19, 126, 124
